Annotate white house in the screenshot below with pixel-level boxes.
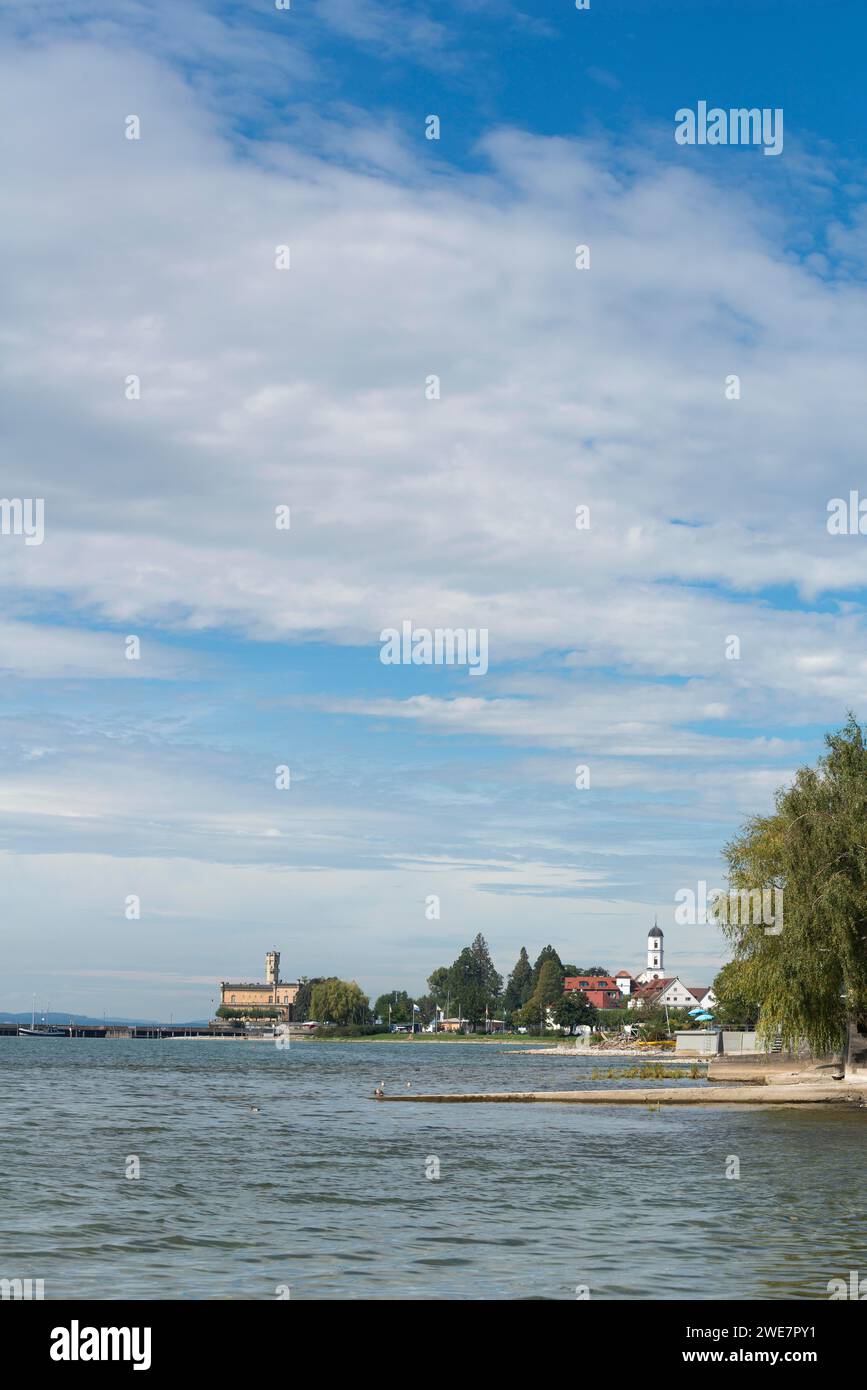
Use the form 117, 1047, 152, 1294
629, 977, 719, 1012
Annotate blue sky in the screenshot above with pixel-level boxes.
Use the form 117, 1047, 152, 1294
1, 0, 867, 1018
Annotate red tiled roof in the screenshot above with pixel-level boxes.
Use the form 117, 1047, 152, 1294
634, 977, 675, 998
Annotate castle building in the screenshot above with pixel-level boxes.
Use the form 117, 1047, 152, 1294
219, 950, 300, 1020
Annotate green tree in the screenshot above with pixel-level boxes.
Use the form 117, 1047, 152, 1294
216, 1006, 279, 1020
414, 994, 437, 1026
291, 977, 324, 1022
503, 947, 534, 1014
551, 991, 597, 1031
445, 933, 503, 1028
516, 959, 565, 1033
531, 945, 564, 991
712, 961, 760, 1029
532, 959, 565, 1009
310, 979, 370, 1026
513, 1000, 545, 1034
427, 966, 450, 1004
720, 716, 867, 1053
374, 990, 411, 1025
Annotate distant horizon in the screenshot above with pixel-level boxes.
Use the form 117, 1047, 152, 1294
0, 1011, 210, 1028
8, 923, 722, 1023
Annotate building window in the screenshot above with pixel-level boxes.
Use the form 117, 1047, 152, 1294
230, 995, 236, 1004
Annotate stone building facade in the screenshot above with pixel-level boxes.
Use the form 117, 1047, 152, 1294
219, 950, 299, 1020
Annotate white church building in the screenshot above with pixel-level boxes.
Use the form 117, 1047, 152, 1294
617, 923, 717, 1013
636, 921, 666, 983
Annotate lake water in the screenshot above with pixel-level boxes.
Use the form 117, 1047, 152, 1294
3, 1038, 865, 1300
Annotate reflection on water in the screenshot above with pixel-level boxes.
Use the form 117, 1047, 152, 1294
2, 1039, 865, 1300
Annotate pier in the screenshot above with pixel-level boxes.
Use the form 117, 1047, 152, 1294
9, 1024, 245, 1039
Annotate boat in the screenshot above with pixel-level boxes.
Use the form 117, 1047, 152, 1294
18, 997, 69, 1037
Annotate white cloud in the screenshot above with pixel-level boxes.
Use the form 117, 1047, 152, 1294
0, 43, 865, 660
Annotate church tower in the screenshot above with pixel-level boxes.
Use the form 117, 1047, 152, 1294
265, 950, 281, 986
646, 920, 664, 979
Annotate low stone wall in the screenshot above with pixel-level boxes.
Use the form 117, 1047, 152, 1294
675, 1030, 720, 1055
721, 1030, 767, 1054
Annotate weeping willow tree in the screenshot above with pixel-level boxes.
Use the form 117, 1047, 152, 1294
719, 716, 867, 1054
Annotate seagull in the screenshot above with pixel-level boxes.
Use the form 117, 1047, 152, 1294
249, 1105, 260, 1114
406, 1081, 412, 1088
374, 1088, 384, 1099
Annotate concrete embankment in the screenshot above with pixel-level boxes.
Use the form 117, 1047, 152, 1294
375, 1083, 866, 1107
707, 1055, 841, 1085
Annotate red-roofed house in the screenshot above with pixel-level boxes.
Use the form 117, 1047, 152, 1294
690, 987, 717, 1007
563, 975, 622, 1010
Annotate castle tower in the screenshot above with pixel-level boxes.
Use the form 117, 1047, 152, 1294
265, 950, 280, 986
646, 921, 664, 978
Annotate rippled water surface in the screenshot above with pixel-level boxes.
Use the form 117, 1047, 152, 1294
2, 1038, 865, 1300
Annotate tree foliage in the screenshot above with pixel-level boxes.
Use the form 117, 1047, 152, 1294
291, 977, 324, 1022
721, 717, 867, 1053
309, 978, 370, 1026
711, 961, 760, 1029
503, 947, 534, 1014
551, 991, 597, 1031
216, 1006, 279, 1020
414, 994, 437, 1026
532, 959, 565, 1009
427, 934, 503, 1027
531, 945, 564, 991
374, 990, 412, 1024
426, 966, 450, 1000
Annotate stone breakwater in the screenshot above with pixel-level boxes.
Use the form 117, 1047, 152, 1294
375, 1083, 867, 1107
511, 1046, 695, 1058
